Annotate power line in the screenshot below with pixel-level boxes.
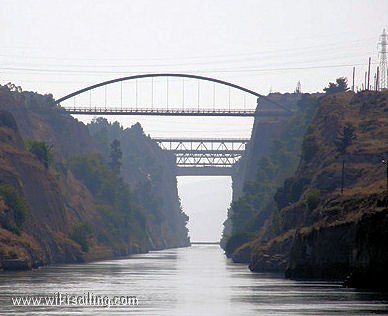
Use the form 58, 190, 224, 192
0, 37, 373, 62
0, 62, 376, 76
0, 51, 369, 70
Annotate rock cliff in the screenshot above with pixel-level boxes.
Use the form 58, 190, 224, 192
0, 85, 189, 270
221, 92, 317, 257
248, 90, 388, 289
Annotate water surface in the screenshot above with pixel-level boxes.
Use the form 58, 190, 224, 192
0, 245, 387, 315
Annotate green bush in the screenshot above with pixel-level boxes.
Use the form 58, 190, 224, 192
67, 153, 146, 244
323, 77, 349, 95
274, 176, 311, 209
26, 140, 53, 168
0, 110, 17, 130
0, 183, 29, 231
301, 134, 319, 162
225, 232, 255, 257
67, 154, 119, 204
70, 223, 92, 252
305, 188, 321, 211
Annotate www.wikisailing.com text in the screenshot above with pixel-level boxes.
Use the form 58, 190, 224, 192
11, 292, 138, 308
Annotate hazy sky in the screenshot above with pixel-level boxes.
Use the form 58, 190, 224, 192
1, 1, 386, 137
1, 0, 386, 94
1, 0, 387, 241
178, 177, 232, 242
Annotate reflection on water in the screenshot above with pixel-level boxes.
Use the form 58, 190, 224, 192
0, 245, 387, 315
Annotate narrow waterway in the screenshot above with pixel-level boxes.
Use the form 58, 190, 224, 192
0, 245, 387, 315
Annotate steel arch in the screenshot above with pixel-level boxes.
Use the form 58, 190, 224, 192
55, 73, 291, 112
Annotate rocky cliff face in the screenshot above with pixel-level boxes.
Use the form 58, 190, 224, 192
87, 118, 189, 249
0, 85, 189, 270
248, 90, 388, 289
0, 109, 84, 269
221, 92, 316, 256
231, 93, 302, 200
221, 115, 289, 249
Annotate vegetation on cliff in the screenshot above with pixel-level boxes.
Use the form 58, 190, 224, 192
0, 183, 29, 235
67, 153, 147, 248
88, 118, 189, 249
26, 140, 54, 168
0, 84, 189, 270
245, 88, 388, 289
222, 79, 387, 289
223, 94, 319, 257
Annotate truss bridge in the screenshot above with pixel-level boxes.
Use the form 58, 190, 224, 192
153, 138, 249, 176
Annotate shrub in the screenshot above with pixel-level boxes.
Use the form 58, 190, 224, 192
70, 223, 92, 252
67, 153, 117, 203
26, 140, 53, 168
274, 176, 311, 210
323, 77, 349, 95
225, 232, 255, 257
301, 134, 319, 162
305, 188, 321, 211
0, 110, 17, 130
0, 183, 29, 230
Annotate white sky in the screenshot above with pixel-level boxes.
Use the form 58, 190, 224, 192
1, 0, 387, 240
1, 0, 386, 95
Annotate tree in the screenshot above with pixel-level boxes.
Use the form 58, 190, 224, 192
323, 77, 349, 95
335, 123, 356, 156
335, 123, 356, 194
0, 184, 29, 234
109, 139, 122, 175
27, 140, 53, 168
70, 223, 92, 252
304, 188, 320, 211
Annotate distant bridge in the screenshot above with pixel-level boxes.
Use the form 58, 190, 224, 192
154, 138, 249, 176
56, 73, 291, 116
62, 106, 289, 117
56, 73, 291, 112
57, 74, 292, 175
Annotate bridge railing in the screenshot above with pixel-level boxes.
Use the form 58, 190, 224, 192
153, 137, 250, 142
61, 106, 262, 116
61, 106, 292, 117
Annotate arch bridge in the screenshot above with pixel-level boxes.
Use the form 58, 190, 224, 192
56, 74, 292, 175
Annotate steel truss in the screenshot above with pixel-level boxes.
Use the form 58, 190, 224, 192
154, 138, 249, 168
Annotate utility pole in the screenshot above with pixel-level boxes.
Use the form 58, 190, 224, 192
374, 73, 377, 91
367, 57, 371, 90
378, 29, 387, 90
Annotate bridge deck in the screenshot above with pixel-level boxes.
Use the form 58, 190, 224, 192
153, 137, 250, 142
62, 106, 290, 117
176, 167, 233, 176
170, 150, 244, 154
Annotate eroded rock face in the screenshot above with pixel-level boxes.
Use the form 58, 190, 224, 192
284, 201, 388, 286
344, 205, 388, 289
0, 86, 189, 270
285, 223, 356, 280
243, 90, 388, 289
222, 92, 306, 252
0, 109, 84, 269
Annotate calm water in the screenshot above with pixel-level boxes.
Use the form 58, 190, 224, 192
0, 245, 387, 315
